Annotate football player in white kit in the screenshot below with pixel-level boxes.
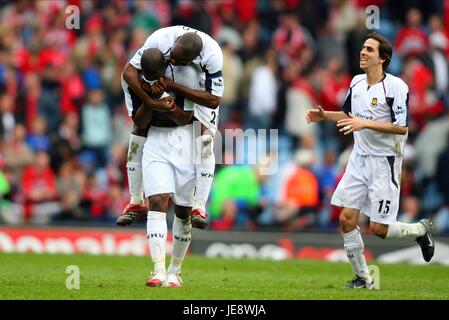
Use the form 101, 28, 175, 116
127, 48, 199, 288
117, 26, 223, 230
306, 32, 434, 289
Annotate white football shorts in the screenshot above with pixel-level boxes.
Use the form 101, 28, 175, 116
331, 152, 403, 224
142, 123, 196, 207
194, 105, 219, 135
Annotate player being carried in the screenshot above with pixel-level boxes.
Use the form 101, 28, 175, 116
306, 32, 434, 289
117, 26, 223, 229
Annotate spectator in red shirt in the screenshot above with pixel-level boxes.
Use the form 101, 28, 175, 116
395, 8, 428, 59
273, 11, 314, 66
321, 57, 352, 112
60, 61, 85, 114
401, 57, 443, 130
15, 41, 44, 75
21, 151, 59, 223
80, 174, 108, 221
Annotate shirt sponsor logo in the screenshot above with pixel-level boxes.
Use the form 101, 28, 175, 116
354, 112, 374, 120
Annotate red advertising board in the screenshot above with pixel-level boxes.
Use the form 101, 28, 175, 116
0, 227, 173, 256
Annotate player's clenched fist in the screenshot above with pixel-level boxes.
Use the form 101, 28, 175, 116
158, 96, 175, 112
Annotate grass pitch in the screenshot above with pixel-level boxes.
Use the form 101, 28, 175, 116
0, 253, 448, 300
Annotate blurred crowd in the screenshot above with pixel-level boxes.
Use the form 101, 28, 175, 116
1, 0, 449, 234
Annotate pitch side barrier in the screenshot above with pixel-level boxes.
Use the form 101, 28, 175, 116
0, 226, 448, 264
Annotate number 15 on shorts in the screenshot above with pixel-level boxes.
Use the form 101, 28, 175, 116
378, 200, 390, 214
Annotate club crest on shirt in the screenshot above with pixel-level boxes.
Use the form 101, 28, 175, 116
371, 97, 378, 107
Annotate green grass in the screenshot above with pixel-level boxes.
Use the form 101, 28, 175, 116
0, 253, 448, 300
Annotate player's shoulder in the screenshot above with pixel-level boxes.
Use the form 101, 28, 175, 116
385, 73, 409, 93
149, 26, 173, 38
197, 31, 223, 71
206, 36, 222, 52
145, 26, 177, 48
203, 39, 223, 60
350, 74, 366, 87
196, 30, 222, 56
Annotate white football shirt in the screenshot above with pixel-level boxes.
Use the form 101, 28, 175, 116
342, 73, 409, 156
129, 25, 224, 98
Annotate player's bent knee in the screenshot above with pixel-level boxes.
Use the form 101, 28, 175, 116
201, 135, 214, 158
370, 222, 388, 239
195, 135, 215, 159
132, 126, 149, 137
339, 210, 357, 232
174, 205, 192, 220
148, 194, 170, 212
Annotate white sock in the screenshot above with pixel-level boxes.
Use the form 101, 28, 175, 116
193, 135, 215, 211
386, 221, 426, 239
168, 216, 192, 275
126, 134, 146, 205
343, 228, 372, 282
147, 211, 167, 274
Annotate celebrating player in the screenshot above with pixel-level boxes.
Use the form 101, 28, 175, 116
127, 48, 197, 288
117, 26, 224, 229
306, 32, 435, 289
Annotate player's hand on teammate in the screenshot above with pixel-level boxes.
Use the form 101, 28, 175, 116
141, 79, 165, 98
337, 113, 366, 135
153, 96, 175, 112
306, 105, 326, 123
150, 82, 165, 98
157, 76, 174, 92
161, 96, 176, 112
141, 80, 152, 93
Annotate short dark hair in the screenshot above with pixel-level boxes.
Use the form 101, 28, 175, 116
365, 32, 393, 71
141, 48, 166, 80
176, 32, 203, 60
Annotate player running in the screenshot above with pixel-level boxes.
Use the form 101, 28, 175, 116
306, 32, 434, 289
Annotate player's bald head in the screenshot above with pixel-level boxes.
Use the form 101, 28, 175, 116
170, 32, 203, 66
141, 48, 166, 81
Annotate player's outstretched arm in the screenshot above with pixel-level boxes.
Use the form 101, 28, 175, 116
158, 77, 221, 108
306, 106, 348, 124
